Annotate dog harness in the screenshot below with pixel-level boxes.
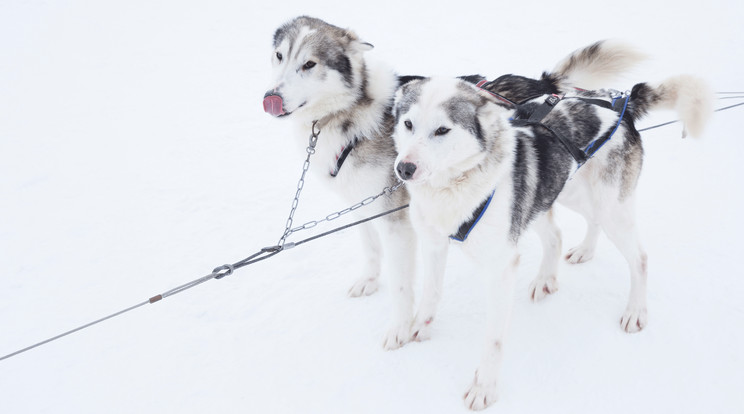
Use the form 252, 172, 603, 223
330, 140, 357, 177
450, 190, 495, 242
510, 89, 631, 166
449, 86, 631, 242
582, 91, 631, 159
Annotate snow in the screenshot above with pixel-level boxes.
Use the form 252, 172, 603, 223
1, 0, 743, 413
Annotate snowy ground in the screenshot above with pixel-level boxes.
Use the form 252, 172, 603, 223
1, 1, 743, 413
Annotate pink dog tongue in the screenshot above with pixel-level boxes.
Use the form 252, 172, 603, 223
263, 95, 285, 116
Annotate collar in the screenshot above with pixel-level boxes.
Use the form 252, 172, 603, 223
450, 190, 495, 242
330, 138, 357, 177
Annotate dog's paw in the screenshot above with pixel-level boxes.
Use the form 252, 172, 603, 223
463, 377, 498, 411
409, 316, 434, 342
347, 277, 378, 298
528, 276, 558, 302
565, 244, 595, 264
620, 306, 648, 333
382, 323, 412, 351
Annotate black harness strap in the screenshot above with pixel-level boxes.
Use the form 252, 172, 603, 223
330, 138, 358, 177
449, 86, 632, 243
511, 94, 589, 165
450, 191, 494, 242
526, 94, 562, 122
510, 92, 630, 166
512, 118, 589, 165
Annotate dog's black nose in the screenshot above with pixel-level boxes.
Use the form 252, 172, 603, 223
396, 162, 417, 180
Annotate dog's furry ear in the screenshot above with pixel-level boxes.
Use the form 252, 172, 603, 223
392, 85, 409, 121
342, 28, 374, 53
473, 91, 510, 141
475, 99, 501, 127
392, 78, 428, 121
393, 87, 405, 113
355, 41, 374, 52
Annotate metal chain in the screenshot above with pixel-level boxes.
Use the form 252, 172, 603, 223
276, 121, 406, 246
6, 93, 744, 363
283, 180, 405, 239
277, 121, 321, 246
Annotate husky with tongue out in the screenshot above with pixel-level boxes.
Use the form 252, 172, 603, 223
263, 15, 644, 351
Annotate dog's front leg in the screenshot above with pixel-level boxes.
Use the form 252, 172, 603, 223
464, 250, 518, 411
347, 223, 382, 297
381, 221, 417, 350
410, 229, 449, 343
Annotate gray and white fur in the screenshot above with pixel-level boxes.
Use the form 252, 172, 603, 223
264, 15, 646, 351
392, 75, 712, 410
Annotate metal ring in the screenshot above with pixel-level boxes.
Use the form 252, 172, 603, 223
311, 120, 321, 137
212, 264, 234, 279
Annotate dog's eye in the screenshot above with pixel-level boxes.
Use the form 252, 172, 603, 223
276, 52, 283, 62
404, 120, 412, 130
434, 127, 450, 136
303, 61, 316, 70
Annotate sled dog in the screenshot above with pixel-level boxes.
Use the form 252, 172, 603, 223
391, 75, 712, 409
263, 15, 645, 349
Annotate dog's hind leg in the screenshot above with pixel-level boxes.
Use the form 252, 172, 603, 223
558, 178, 601, 264
565, 218, 600, 264
348, 224, 382, 297
599, 196, 648, 333
558, 176, 601, 264
528, 210, 562, 302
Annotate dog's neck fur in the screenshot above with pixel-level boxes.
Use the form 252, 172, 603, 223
409, 124, 517, 238
292, 56, 398, 176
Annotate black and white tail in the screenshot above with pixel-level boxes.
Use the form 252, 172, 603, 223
549, 40, 647, 90
628, 75, 713, 138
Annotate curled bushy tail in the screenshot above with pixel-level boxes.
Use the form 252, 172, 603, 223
547, 40, 647, 90
628, 75, 713, 138
482, 40, 644, 102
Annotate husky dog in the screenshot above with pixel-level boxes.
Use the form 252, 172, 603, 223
263, 16, 644, 349
392, 76, 711, 409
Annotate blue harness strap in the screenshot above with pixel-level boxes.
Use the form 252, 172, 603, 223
510, 90, 631, 167
450, 190, 495, 242
582, 92, 630, 161
449, 90, 630, 242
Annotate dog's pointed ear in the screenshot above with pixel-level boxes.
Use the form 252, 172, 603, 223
474, 91, 509, 135
392, 78, 427, 121
392, 85, 408, 121
351, 40, 374, 53
341, 28, 374, 53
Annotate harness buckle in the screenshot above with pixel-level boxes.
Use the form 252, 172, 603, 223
608, 89, 624, 100
545, 94, 561, 106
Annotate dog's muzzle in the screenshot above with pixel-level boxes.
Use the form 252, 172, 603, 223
263, 93, 286, 117
396, 162, 417, 181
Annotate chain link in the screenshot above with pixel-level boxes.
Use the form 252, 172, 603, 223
278, 121, 320, 246
285, 180, 405, 236
277, 121, 405, 246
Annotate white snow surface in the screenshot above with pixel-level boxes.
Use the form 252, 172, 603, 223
1, 1, 743, 413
